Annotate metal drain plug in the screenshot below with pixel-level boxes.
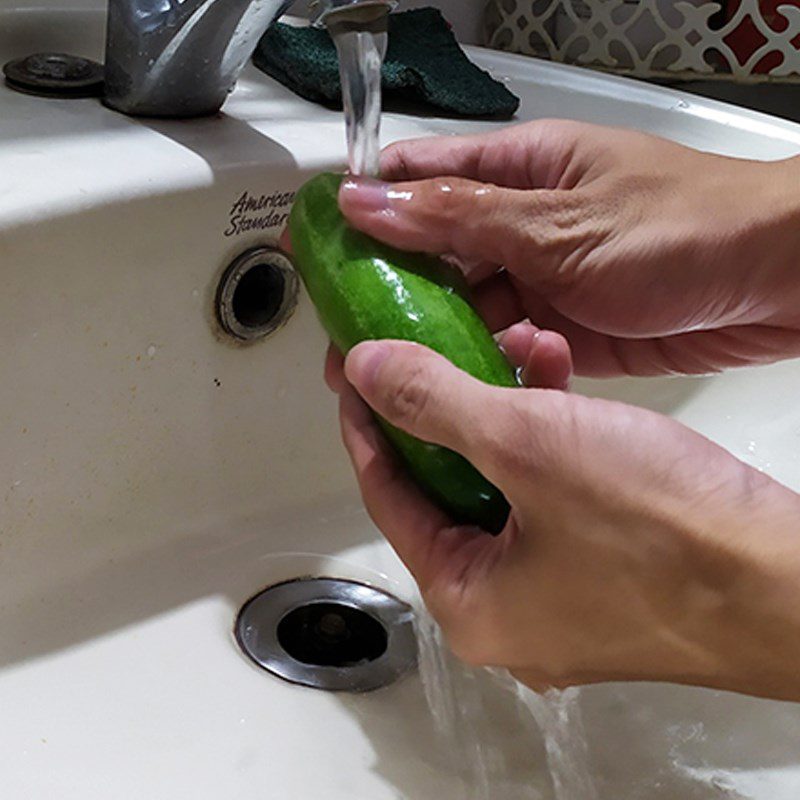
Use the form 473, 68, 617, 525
3, 53, 104, 98
236, 578, 417, 692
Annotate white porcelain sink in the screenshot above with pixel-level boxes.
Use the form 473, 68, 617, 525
3, 2, 800, 798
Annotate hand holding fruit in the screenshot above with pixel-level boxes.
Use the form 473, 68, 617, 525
330, 337, 800, 701
340, 120, 800, 377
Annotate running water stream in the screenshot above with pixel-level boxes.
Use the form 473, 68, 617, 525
328, 4, 388, 177
415, 611, 600, 799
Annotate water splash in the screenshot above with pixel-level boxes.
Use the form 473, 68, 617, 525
413, 611, 791, 798
414, 612, 497, 798
415, 609, 598, 799
516, 685, 599, 800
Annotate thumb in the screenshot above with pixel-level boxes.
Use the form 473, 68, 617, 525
338, 176, 573, 275
344, 340, 518, 481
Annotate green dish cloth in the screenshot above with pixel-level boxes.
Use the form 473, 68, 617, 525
253, 8, 520, 119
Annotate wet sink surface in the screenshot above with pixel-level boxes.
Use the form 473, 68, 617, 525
3, 1, 800, 798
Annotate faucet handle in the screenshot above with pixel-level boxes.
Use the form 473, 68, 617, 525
104, 0, 296, 117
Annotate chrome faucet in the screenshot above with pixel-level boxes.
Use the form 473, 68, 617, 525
103, 0, 392, 118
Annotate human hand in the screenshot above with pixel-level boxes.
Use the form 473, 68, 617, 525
339, 120, 800, 377
329, 336, 800, 700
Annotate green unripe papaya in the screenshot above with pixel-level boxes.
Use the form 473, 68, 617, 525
289, 172, 518, 534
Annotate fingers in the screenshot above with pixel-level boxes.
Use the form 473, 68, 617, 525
342, 340, 544, 486
324, 343, 347, 393
380, 119, 593, 190
328, 316, 571, 399
338, 175, 577, 273
500, 322, 573, 390
514, 301, 800, 377
470, 271, 526, 331
338, 382, 448, 581
344, 340, 493, 456
526, 330, 573, 390
338, 381, 497, 589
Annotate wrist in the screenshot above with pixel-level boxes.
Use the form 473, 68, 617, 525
695, 477, 800, 700
745, 156, 800, 328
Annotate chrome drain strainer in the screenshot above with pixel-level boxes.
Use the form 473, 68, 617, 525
236, 578, 417, 692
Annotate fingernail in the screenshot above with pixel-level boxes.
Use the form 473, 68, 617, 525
345, 341, 392, 391
340, 177, 392, 214
520, 331, 542, 386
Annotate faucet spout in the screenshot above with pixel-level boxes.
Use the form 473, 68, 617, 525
310, 0, 394, 28
104, 0, 294, 117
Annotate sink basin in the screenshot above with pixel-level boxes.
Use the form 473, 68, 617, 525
3, 1, 800, 798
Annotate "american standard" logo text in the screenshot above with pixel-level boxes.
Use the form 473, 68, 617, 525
224, 190, 296, 237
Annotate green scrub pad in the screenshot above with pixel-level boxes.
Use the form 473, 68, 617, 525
253, 8, 520, 119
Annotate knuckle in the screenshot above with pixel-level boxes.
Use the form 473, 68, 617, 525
381, 142, 412, 180
476, 394, 538, 476
381, 356, 434, 430
477, 391, 571, 485
500, 191, 598, 282
422, 177, 483, 221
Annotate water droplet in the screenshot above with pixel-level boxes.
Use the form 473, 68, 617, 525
146, 345, 157, 358
710, 775, 732, 791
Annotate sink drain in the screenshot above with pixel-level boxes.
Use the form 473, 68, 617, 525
3, 53, 104, 98
236, 578, 417, 692
216, 247, 298, 342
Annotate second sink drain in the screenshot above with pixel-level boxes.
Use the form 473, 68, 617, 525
236, 578, 417, 692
